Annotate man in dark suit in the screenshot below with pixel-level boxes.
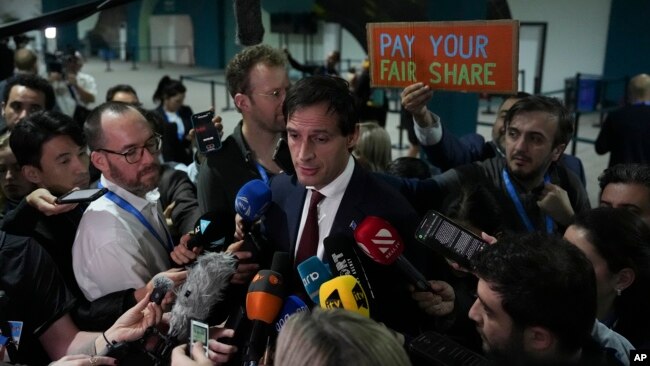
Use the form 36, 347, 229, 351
230, 76, 447, 336
596, 73, 650, 167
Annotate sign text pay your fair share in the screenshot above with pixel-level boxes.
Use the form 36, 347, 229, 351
378, 33, 496, 86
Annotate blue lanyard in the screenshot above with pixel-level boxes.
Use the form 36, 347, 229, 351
502, 169, 554, 233
256, 162, 270, 185
98, 182, 174, 252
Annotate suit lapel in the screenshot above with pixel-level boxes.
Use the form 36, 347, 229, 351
287, 180, 308, 256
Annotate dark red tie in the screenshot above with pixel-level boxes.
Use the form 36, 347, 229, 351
295, 190, 325, 266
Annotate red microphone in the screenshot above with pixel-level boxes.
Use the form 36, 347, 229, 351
354, 216, 432, 292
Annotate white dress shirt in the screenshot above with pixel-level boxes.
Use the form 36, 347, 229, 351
295, 156, 355, 260
72, 175, 171, 301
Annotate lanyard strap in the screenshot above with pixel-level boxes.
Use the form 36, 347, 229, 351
502, 169, 554, 233
256, 162, 270, 185
98, 183, 174, 252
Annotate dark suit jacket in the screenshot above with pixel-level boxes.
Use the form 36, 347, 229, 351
264, 162, 448, 335
422, 128, 587, 186
158, 163, 201, 241
595, 104, 650, 167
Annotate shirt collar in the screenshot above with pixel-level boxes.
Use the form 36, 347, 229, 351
100, 175, 156, 211
306, 155, 355, 199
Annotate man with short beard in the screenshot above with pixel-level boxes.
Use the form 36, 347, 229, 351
72, 102, 192, 302
469, 233, 620, 365
395, 95, 589, 233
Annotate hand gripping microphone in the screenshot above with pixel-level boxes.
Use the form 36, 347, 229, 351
297, 256, 332, 304
274, 295, 309, 333
186, 211, 230, 250
168, 252, 238, 341
235, 179, 272, 257
319, 275, 370, 317
243, 269, 284, 366
354, 216, 432, 293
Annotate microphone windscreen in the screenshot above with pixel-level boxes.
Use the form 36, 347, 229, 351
354, 216, 404, 265
297, 256, 332, 304
187, 211, 229, 250
234, 0, 265, 46
274, 295, 309, 333
150, 274, 174, 305
169, 252, 238, 340
235, 179, 272, 223
246, 269, 284, 323
319, 275, 370, 317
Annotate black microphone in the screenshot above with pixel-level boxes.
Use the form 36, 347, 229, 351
187, 211, 229, 250
323, 233, 376, 301
168, 252, 238, 341
234, 0, 265, 46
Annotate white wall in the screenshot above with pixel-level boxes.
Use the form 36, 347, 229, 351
509, 0, 611, 95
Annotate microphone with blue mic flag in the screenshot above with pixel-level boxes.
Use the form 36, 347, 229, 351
235, 179, 272, 258
274, 295, 309, 333
297, 256, 333, 304
187, 211, 230, 250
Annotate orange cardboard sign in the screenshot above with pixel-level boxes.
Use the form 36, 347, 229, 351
367, 20, 519, 93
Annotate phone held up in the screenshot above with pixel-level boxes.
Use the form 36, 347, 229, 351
415, 210, 489, 270
191, 110, 221, 154
189, 319, 210, 359
55, 187, 108, 204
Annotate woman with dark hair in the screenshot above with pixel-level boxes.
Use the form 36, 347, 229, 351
564, 207, 650, 348
153, 75, 193, 164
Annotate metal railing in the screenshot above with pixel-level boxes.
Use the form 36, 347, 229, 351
98, 43, 194, 71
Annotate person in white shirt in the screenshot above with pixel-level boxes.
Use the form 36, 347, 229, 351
73, 102, 195, 301
48, 51, 97, 118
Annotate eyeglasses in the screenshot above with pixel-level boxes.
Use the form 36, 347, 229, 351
251, 87, 289, 100
96, 134, 162, 164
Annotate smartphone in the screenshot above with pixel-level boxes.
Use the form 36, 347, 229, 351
55, 188, 108, 204
189, 319, 209, 358
414, 210, 488, 269
191, 110, 221, 154
272, 137, 295, 175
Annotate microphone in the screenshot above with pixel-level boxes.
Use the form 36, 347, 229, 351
244, 269, 284, 365
270, 251, 291, 286
319, 275, 370, 317
323, 234, 376, 300
187, 211, 229, 250
235, 179, 271, 224
235, 179, 272, 256
297, 256, 332, 304
234, 0, 265, 46
274, 295, 309, 333
149, 274, 174, 305
168, 252, 238, 341
354, 216, 432, 293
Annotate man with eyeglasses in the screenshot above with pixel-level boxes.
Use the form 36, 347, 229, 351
72, 102, 190, 303
197, 44, 292, 246
1, 73, 56, 132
